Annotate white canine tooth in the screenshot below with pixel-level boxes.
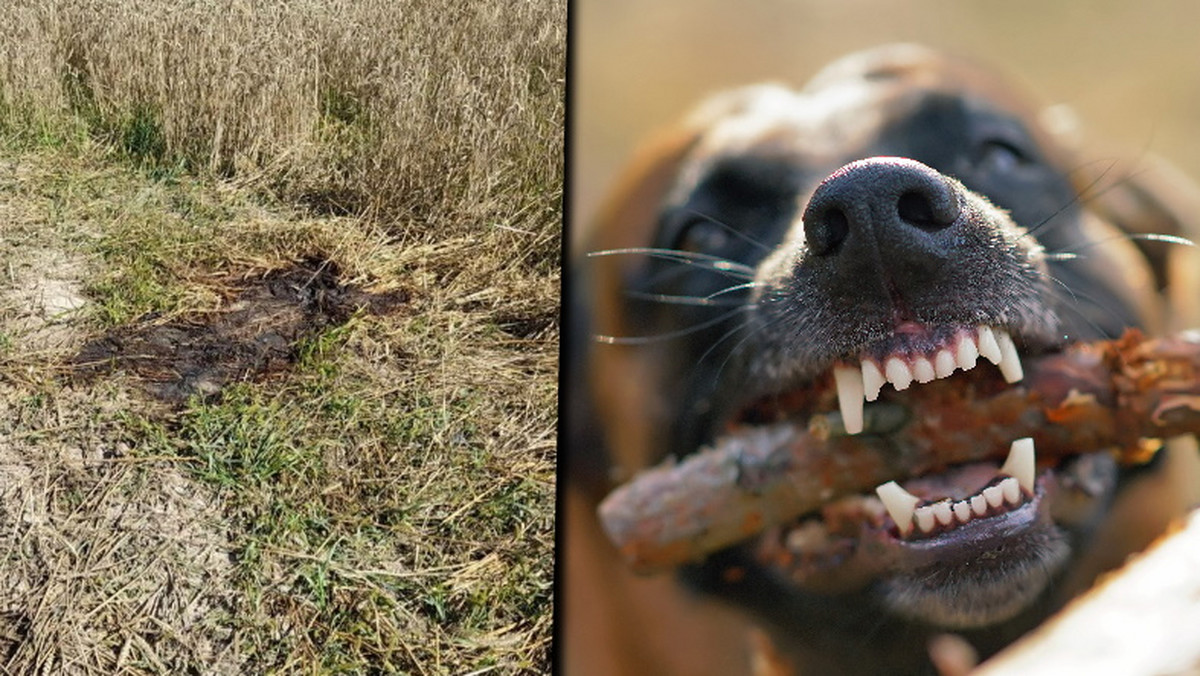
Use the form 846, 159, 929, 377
953, 501, 972, 523
970, 494, 988, 516
932, 501, 954, 526
885, 357, 914, 391
996, 331, 1024, 383
934, 349, 957, 379
912, 357, 936, 383
983, 484, 1004, 509
833, 365, 865, 435
1001, 437, 1036, 493
1001, 477, 1022, 505
977, 326, 1003, 365
956, 334, 979, 371
862, 360, 885, 402
915, 507, 936, 533
875, 481, 921, 536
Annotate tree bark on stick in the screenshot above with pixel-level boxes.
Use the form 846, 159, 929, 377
599, 330, 1200, 573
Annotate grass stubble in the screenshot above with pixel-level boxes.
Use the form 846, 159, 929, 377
0, 0, 562, 673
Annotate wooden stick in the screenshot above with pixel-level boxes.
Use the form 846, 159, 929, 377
599, 330, 1200, 573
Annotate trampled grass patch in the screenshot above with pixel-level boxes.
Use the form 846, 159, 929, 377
0, 0, 561, 671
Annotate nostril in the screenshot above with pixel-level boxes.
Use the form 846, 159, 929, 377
897, 187, 958, 232
808, 207, 849, 256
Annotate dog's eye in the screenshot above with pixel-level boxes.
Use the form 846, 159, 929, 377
976, 138, 1031, 172
676, 217, 731, 253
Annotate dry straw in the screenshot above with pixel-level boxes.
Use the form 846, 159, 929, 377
0, 0, 564, 246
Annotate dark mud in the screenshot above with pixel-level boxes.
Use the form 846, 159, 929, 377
71, 256, 409, 403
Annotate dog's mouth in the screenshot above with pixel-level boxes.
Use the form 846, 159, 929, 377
719, 322, 1118, 628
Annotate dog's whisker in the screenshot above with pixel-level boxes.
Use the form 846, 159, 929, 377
710, 318, 768, 386
1043, 272, 1133, 339
588, 247, 756, 279
642, 264, 759, 290
622, 289, 751, 307
706, 282, 763, 299
1130, 232, 1196, 246
697, 315, 758, 378
593, 306, 752, 345
633, 281, 763, 309
680, 208, 773, 253
1044, 252, 1081, 262
1057, 127, 1167, 223
1045, 232, 1195, 261
1023, 158, 1122, 239
1061, 157, 1173, 218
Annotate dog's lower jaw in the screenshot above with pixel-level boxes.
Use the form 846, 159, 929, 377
879, 522, 1070, 629
876, 472, 1071, 629
680, 448, 1121, 674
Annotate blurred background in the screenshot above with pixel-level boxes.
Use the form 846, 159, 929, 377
572, 0, 1200, 240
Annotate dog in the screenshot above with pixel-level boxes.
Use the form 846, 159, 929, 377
563, 44, 1200, 675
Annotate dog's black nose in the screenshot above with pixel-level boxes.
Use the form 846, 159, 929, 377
802, 157, 962, 259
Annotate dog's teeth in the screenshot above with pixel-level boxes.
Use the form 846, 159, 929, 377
912, 357, 935, 383
862, 360, 885, 402
983, 484, 1004, 509
933, 349, 957, 379
932, 501, 954, 526
1000, 477, 1022, 505
833, 365, 865, 435
875, 481, 921, 536
995, 331, 1024, 383
884, 357, 914, 391
953, 501, 972, 524
1001, 437, 1036, 493
977, 326, 1003, 365
955, 333, 979, 371
875, 443, 1035, 540
970, 494, 988, 516
915, 507, 936, 533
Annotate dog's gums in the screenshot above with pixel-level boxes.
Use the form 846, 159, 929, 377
833, 324, 1024, 434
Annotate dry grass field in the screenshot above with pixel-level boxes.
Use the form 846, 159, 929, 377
0, 0, 562, 673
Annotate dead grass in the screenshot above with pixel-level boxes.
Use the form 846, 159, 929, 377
0, 0, 564, 249
0, 0, 561, 672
